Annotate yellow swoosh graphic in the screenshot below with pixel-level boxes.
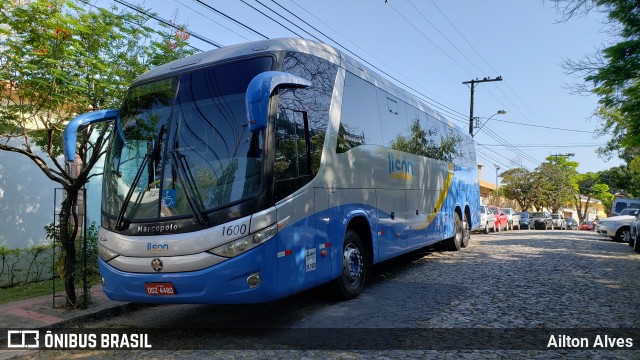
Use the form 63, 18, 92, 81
416, 163, 454, 230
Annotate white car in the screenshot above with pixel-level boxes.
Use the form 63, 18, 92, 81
501, 208, 521, 230
550, 214, 567, 230
474, 205, 496, 234
596, 212, 637, 242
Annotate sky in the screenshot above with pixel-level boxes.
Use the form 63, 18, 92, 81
108, 0, 622, 183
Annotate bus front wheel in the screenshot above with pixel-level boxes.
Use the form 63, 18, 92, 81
332, 229, 368, 300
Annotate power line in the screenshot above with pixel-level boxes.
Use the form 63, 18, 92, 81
478, 143, 605, 148
175, 0, 252, 41
112, 0, 222, 48
489, 118, 609, 134
260, 0, 471, 122
239, 0, 305, 38
284, 0, 465, 116
193, 0, 269, 39
423, 0, 566, 146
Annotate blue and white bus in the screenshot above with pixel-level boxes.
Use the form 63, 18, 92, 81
63, 38, 480, 304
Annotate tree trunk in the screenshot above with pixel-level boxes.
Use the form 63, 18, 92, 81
59, 187, 79, 308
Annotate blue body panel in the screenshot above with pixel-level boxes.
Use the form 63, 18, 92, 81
99, 176, 478, 304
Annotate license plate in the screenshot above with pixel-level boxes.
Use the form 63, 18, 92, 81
145, 282, 176, 296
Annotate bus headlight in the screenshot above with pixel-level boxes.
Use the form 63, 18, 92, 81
98, 242, 119, 262
209, 223, 278, 258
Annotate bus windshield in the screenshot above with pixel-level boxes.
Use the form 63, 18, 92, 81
102, 57, 273, 227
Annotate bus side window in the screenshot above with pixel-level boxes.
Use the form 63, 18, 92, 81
274, 108, 312, 201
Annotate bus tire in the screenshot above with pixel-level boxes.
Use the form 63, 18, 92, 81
443, 212, 463, 251
332, 229, 367, 300
461, 213, 470, 248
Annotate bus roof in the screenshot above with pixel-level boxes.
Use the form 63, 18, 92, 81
133, 38, 460, 135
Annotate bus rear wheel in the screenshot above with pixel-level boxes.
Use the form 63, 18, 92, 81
332, 229, 367, 300
443, 212, 463, 251
461, 213, 470, 248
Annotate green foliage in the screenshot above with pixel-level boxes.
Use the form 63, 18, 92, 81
552, 0, 640, 158
0, 243, 53, 288
499, 156, 614, 220
0, 0, 195, 306
0, 279, 65, 305
499, 167, 537, 211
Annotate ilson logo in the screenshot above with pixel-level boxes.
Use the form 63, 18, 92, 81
147, 243, 169, 252
388, 152, 413, 180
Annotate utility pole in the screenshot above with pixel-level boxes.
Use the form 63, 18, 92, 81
462, 76, 503, 137
550, 153, 575, 163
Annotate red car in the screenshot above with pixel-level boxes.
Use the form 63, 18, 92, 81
488, 205, 508, 231
579, 221, 595, 231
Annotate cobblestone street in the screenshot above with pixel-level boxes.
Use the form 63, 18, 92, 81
7, 229, 640, 359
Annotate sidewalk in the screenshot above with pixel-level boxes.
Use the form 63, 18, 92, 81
0, 284, 133, 331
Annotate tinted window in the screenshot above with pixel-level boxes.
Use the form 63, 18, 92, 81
275, 52, 338, 201
337, 72, 382, 152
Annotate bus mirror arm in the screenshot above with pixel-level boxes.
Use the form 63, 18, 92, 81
245, 71, 311, 133
63, 109, 125, 162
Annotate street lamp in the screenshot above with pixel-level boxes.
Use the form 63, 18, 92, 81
495, 164, 500, 200
475, 109, 507, 135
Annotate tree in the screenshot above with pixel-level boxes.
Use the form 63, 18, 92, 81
573, 172, 614, 222
0, 0, 194, 307
550, 0, 640, 155
499, 167, 538, 211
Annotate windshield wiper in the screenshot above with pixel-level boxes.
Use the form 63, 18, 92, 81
170, 150, 208, 225
114, 125, 165, 231
115, 154, 149, 230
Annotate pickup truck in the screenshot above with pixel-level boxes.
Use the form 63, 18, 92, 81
550, 214, 567, 230
501, 208, 521, 230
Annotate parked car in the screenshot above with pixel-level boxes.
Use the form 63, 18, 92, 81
630, 210, 640, 250
579, 221, 595, 231
474, 205, 496, 234
611, 197, 640, 216
518, 212, 530, 230
619, 208, 639, 216
565, 217, 578, 230
550, 213, 567, 230
596, 214, 635, 242
488, 205, 508, 232
529, 211, 554, 230
501, 208, 521, 230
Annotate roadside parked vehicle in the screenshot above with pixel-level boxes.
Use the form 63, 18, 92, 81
501, 208, 521, 230
632, 210, 640, 253
530, 211, 554, 230
474, 205, 496, 234
488, 205, 508, 232
579, 221, 595, 231
619, 208, 639, 216
565, 217, 578, 230
611, 197, 640, 216
629, 211, 640, 252
596, 213, 635, 242
550, 213, 567, 230
518, 212, 530, 230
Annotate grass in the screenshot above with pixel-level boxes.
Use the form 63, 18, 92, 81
0, 278, 66, 305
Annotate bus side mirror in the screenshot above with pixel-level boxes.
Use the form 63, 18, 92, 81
245, 71, 311, 133
63, 109, 124, 162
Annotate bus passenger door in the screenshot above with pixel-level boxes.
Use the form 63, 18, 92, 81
273, 108, 317, 297
376, 189, 407, 261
